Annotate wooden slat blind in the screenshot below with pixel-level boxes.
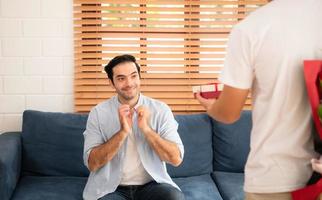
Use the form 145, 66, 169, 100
74, 0, 269, 113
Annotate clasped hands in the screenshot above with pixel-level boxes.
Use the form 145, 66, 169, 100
118, 105, 152, 135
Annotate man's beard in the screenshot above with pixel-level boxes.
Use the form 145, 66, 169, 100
121, 93, 136, 100
118, 87, 139, 101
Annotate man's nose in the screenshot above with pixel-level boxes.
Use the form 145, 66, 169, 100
125, 77, 133, 86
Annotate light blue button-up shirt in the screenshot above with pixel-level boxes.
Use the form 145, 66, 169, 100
83, 94, 184, 200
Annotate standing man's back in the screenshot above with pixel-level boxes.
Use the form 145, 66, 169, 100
221, 0, 322, 193
197, 0, 322, 199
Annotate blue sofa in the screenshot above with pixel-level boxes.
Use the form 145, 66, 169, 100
0, 110, 252, 200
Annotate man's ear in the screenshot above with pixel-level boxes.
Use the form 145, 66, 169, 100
109, 79, 115, 89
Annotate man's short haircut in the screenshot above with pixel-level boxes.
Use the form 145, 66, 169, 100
104, 54, 141, 84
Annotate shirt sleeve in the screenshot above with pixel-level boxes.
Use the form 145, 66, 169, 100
158, 105, 184, 160
83, 108, 104, 168
220, 25, 254, 89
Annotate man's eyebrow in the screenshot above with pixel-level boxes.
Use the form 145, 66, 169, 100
115, 74, 126, 78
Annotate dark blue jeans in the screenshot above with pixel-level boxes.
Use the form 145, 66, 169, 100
99, 181, 185, 200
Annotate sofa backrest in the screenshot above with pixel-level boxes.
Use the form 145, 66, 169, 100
22, 110, 90, 177
212, 110, 252, 173
21, 110, 251, 178
167, 114, 213, 178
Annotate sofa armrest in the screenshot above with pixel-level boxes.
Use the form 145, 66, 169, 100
0, 132, 22, 200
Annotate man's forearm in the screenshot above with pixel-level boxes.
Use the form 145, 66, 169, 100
143, 129, 182, 167
88, 130, 128, 172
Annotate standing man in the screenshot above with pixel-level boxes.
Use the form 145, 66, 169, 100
196, 0, 322, 200
83, 54, 185, 200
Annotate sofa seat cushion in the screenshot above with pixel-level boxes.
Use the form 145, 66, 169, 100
11, 176, 87, 200
212, 171, 244, 200
173, 174, 223, 200
13, 175, 221, 200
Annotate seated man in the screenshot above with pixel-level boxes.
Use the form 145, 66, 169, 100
82, 54, 185, 200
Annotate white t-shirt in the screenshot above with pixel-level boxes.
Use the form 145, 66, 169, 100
220, 0, 322, 193
120, 115, 153, 185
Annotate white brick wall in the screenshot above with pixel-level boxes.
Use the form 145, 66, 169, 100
0, 115, 3, 132
42, 0, 72, 18
2, 39, 42, 57
63, 57, 74, 75
0, 19, 23, 37
0, 0, 74, 133
0, 77, 3, 94
23, 20, 62, 37
43, 76, 73, 94
0, 95, 25, 113
0, 114, 22, 133
0, 58, 23, 75
24, 58, 63, 75
42, 38, 73, 57
4, 76, 42, 94
26, 95, 64, 112
1, 0, 41, 18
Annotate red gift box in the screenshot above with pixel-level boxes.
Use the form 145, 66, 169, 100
192, 83, 222, 99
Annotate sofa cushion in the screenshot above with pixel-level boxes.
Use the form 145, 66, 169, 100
212, 171, 244, 200
167, 114, 213, 177
212, 111, 252, 172
173, 174, 223, 200
11, 176, 87, 200
22, 110, 89, 177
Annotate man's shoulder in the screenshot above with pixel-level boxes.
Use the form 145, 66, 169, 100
229, 2, 276, 44
90, 96, 116, 113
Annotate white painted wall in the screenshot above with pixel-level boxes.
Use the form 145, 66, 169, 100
0, 0, 74, 133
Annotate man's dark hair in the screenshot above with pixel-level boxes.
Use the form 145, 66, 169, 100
104, 54, 141, 84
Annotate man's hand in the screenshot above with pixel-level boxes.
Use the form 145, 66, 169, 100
88, 105, 134, 172
118, 104, 133, 134
195, 92, 216, 111
195, 85, 249, 124
312, 157, 322, 174
137, 106, 152, 133
136, 106, 182, 166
